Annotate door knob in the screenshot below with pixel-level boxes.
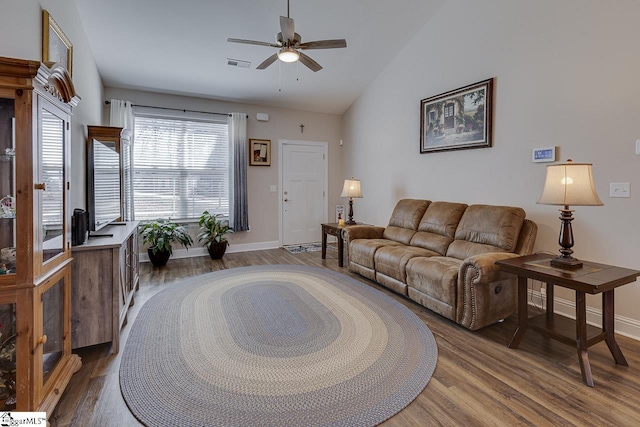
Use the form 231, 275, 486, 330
34, 183, 46, 190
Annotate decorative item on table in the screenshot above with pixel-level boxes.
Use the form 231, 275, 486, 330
335, 204, 345, 223
537, 159, 603, 269
420, 78, 494, 153
340, 178, 363, 225
0, 196, 15, 219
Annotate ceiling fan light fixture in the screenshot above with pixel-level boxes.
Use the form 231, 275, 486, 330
278, 47, 300, 63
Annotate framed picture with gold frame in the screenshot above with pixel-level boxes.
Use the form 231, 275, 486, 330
249, 139, 271, 166
42, 10, 73, 75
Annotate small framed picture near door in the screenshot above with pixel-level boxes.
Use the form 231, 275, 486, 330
249, 139, 271, 166
42, 10, 73, 75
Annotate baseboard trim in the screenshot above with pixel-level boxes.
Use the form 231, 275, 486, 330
139, 241, 281, 263
528, 289, 640, 341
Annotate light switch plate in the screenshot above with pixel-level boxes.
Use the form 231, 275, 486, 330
270, 185, 277, 193
636, 139, 640, 155
610, 182, 630, 198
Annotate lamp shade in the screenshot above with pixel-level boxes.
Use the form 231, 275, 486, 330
340, 179, 363, 198
537, 160, 603, 206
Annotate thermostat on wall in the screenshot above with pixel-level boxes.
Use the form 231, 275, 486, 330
532, 146, 556, 163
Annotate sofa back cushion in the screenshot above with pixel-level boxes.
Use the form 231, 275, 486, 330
446, 205, 526, 259
410, 201, 468, 255
382, 199, 430, 244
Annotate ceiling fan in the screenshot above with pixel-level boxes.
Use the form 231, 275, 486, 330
227, 0, 347, 72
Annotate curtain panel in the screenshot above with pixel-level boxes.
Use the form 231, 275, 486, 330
109, 99, 135, 220
228, 113, 249, 232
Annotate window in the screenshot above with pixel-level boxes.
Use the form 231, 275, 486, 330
132, 113, 229, 221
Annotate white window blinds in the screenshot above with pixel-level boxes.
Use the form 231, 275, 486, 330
132, 114, 229, 221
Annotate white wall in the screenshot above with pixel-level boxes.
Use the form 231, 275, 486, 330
105, 87, 343, 247
0, 0, 104, 210
342, 0, 640, 335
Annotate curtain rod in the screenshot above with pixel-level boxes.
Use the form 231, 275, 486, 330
104, 100, 247, 118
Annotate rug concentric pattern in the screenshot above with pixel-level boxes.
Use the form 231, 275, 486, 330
120, 265, 437, 427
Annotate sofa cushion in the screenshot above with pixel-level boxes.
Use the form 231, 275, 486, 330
349, 238, 402, 269
446, 240, 510, 260
410, 201, 468, 254
448, 205, 526, 259
374, 245, 440, 283
406, 256, 463, 315
382, 199, 430, 244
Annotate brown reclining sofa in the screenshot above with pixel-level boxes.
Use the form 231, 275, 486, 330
344, 199, 537, 330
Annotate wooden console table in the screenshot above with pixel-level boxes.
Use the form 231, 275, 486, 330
71, 221, 140, 353
496, 253, 640, 387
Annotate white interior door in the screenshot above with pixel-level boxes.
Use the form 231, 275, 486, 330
280, 141, 327, 245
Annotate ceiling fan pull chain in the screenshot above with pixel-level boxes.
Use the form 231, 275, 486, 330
278, 61, 282, 92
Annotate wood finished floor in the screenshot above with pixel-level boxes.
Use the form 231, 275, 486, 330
50, 248, 640, 426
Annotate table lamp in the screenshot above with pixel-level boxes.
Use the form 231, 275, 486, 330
340, 178, 363, 225
537, 159, 603, 269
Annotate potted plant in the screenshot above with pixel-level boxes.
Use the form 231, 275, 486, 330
198, 211, 233, 259
139, 219, 193, 267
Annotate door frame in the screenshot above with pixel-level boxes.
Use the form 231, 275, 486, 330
278, 139, 328, 246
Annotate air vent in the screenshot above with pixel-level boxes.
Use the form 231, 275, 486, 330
227, 58, 251, 69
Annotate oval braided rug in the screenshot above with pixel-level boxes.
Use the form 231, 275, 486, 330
119, 265, 438, 427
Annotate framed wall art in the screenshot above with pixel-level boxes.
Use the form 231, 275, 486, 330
249, 139, 271, 166
42, 10, 73, 75
420, 78, 493, 153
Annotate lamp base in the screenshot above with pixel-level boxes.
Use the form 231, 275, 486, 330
550, 256, 583, 269
344, 220, 357, 225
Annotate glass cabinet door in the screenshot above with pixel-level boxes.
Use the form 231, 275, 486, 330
38, 101, 67, 266
0, 300, 17, 410
41, 277, 64, 385
0, 97, 16, 277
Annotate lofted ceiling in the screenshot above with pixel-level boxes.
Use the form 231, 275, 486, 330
73, 0, 445, 114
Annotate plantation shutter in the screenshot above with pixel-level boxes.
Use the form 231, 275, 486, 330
132, 113, 229, 220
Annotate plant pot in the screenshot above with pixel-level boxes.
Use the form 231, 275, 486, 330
207, 242, 228, 259
148, 248, 171, 267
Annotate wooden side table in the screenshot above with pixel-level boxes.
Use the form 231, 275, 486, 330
321, 223, 356, 267
496, 253, 640, 387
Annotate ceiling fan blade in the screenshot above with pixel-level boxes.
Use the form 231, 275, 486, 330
280, 16, 295, 42
299, 39, 347, 50
298, 52, 322, 72
227, 38, 280, 48
256, 53, 279, 70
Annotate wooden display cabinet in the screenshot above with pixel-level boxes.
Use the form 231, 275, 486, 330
0, 57, 81, 415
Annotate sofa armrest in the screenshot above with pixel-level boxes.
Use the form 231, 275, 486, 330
457, 252, 521, 330
461, 252, 520, 284
342, 225, 385, 244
